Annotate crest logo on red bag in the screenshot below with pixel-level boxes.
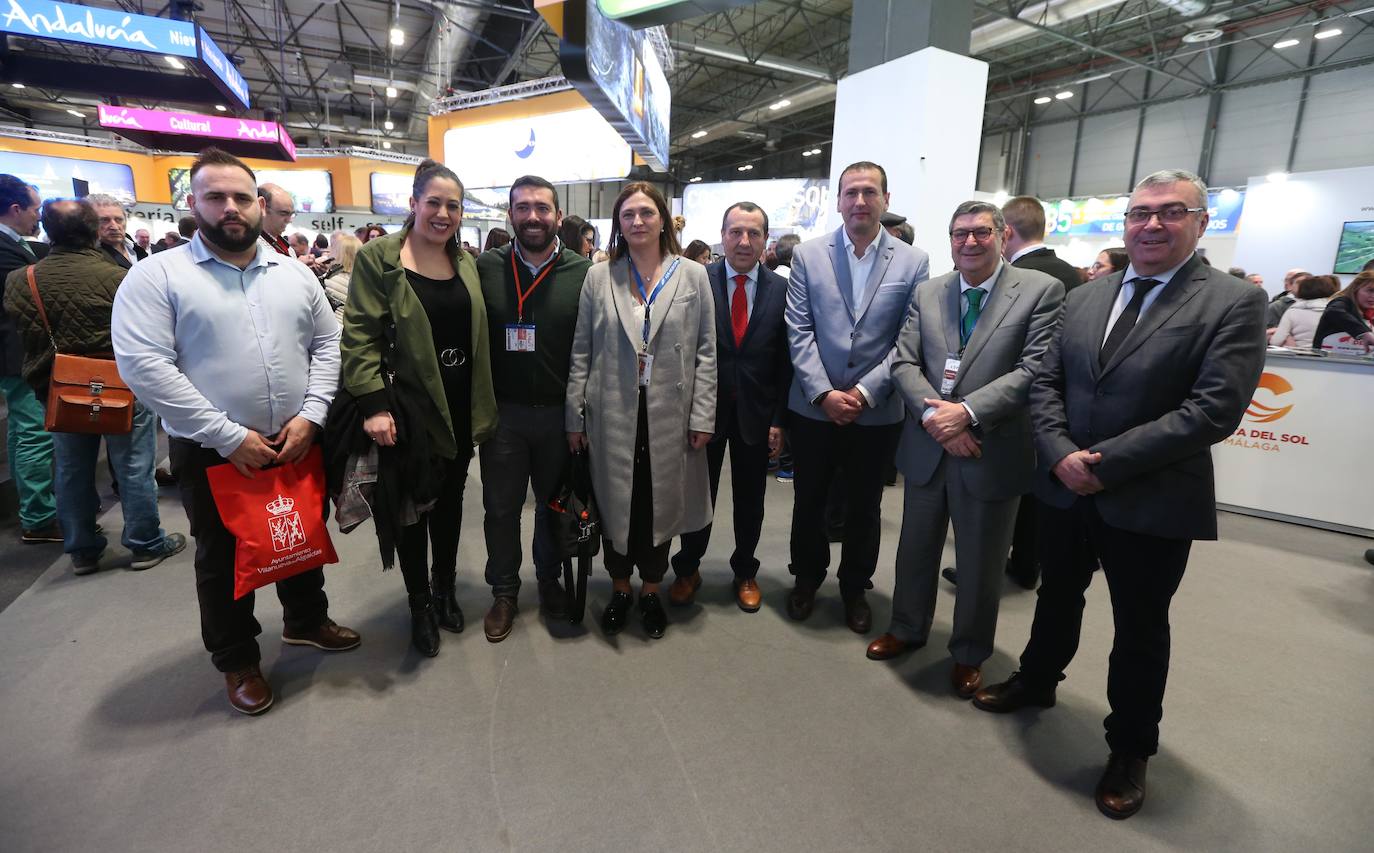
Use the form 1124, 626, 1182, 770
266, 493, 306, 553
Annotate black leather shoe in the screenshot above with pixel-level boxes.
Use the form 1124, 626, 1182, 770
431, 572, 464, 633
972, 671, 1057, 713
843, 593, 872, 634
639, 592, 667, 639
941, 566, 957, 586
601, 590, 633, 635
408, 593, 441, 657
786, 584, 816, 621
538, 577, 568, 620
1095, 753, 1148, 820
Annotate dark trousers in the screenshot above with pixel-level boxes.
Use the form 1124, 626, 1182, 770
603, 391, 668, 583
168, 438, 328, 673
1006, 493, 1041, 583
671, 419, 769, 580
479, 402, 564, 598
396, 453, 469, 597
1019, 498, 1191, 758
787, 415, 902, 597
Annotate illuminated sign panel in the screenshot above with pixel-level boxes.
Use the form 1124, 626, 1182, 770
0, 149, 136, 205
681, 178, 831, 246
198, 27, 250, 109
595, 0, 754, 28
0, 0, 198, 57
1044, 190, 1245, 236
443, 107, 631, 189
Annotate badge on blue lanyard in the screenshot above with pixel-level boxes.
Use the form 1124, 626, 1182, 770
630, 258, 681, 352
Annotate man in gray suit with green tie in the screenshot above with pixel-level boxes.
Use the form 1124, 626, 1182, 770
867, 201, 1063, 701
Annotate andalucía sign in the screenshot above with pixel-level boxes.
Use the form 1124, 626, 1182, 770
1, 0, 198, 57
99, 105, 295, 161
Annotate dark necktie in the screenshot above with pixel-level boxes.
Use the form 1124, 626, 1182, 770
1100, 278, 1161, 366
730, 274, 748, 346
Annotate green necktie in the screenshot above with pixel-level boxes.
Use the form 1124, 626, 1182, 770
17, 239, 35, 260
961, 287, 985, 347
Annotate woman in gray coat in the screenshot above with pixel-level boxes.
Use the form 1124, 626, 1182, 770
566, 182, 717, 638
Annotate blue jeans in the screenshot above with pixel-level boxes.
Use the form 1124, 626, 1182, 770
1, 376, 56, 529
51, 401, 166, 558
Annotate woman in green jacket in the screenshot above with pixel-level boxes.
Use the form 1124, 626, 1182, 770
340, 159, 496, 657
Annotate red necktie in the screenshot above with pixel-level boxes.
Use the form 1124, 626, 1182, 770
731, 274, 749, 346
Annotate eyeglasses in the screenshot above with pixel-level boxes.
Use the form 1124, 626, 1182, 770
1124, 205, 1204, 224
949, 227, 995, 243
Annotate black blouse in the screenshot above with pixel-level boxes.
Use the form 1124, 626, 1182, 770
406, 269, 473, 453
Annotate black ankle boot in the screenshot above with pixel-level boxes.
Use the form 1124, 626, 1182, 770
431, 570, 464, 633
408, 592, 441, 657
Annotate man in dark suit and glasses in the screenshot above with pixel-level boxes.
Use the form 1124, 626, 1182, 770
973, 170, 1267, 820
668, 201, 792, 612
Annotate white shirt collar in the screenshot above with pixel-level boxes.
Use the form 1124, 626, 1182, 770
842, 227, 883, 260
1121, 255, 1192, 288
513, 235, 561, 274
0, 223, 25, 243
724, 260, 758, 283
1009, 243, 1047, 263
960, 261, 1004, 295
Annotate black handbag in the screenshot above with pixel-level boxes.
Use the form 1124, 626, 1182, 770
544, 450, 600, 624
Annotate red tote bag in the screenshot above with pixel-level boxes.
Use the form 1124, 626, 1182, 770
205, 445, 339, 600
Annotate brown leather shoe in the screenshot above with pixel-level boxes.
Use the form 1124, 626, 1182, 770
951, 663, 982, 698
734, 578, 761, 612
224, 665, 273, 715
668, 572, 702, 607
484, 596, 518, 643
1095, 754, 1148, 819
281, 619, 361, 651
866, 632, 911, 661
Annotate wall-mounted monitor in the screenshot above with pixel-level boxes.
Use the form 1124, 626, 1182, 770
443, 107, 631, 189
169, 167, 333, 212
681, 178, 831, 248
0, 150, 136, 205
1333, 221, 1374, 274
370, 172, 413, 216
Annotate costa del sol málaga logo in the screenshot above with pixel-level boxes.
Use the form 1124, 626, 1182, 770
1244, 372, 1294, 423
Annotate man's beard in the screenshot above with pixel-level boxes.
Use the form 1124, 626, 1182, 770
516, 219, 555, 254
198, 213, 261, 252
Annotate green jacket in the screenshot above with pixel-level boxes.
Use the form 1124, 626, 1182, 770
476, 243, 591, 406
340, 226, 496, 460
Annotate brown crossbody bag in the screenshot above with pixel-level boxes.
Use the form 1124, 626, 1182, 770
25, 265, 134, 434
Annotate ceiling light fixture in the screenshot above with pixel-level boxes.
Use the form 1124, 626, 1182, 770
1054, 91, 1074, 100
769, 99, 791, 110
1182, 28, 1223, 43
1034, 96, 1052, 104
386, 85, 398, 98
382, 141, 392, 150
384, 118, 394, 131
691, 129, 708, 139
737, 164, 753, 172
1314, 27, 1341, 39
390, 27, 404, 46
1273, 38, 1300, 49
66, 108, 84, 118
164, 56, 185, 70
689, 176, 703, 183
214, 104, 227, 112
11, 82, 24, 89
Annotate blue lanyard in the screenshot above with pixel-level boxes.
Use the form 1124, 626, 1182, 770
630, 258, 680, 349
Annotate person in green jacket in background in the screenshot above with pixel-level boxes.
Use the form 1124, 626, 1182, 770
340, 159, 496, 658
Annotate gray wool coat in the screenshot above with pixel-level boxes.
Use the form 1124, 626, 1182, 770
565, 255, 717, 553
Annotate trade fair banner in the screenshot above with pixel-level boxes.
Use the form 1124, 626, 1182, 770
442, 107, 631, 189
1044, 189, 1245, 237
99, 105, 293, 160
1213, 359, 1374, 535
681, 177, 830, 248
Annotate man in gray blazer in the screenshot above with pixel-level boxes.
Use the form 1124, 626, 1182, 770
869, 201, 1063, 699
785, 161, 929, 632
973, 170, 1267, 820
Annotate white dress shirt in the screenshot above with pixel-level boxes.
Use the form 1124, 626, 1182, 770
1009, 243, 1047, 263
1103, 257, 1191, 347
842, 228, 882, 307
723, 260, 758, 320
773, 263, 791, 279
111, 233, 341, 457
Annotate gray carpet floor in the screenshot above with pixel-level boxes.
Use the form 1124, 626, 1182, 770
0, 465, 1370, 853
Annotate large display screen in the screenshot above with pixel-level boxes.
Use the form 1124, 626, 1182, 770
561, 0, 671, 172
0, 150, 136, 205
169, 167, 333, 212
1333, 221, 1374, 274
1043, 189, 1245, 237
370, 172, 413, 217
442, 107, 631, 189
681, 178, 831, 248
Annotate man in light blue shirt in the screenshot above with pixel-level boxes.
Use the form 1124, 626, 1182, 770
112, 147, 359, 717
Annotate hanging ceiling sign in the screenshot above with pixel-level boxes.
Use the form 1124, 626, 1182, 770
594, 0, 755, 29
100, 105, 294, 161
0, 0, 250, 109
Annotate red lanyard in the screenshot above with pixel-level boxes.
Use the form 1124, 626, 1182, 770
510, 248, 555, 323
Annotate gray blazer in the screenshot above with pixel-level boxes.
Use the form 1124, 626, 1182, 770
892, 264, 1065, 501
1030, 255, 1268, 541
786, 226, 930, 425
565, 256, 717, 553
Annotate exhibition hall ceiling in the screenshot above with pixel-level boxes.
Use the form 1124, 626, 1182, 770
0, 1, 1369, 182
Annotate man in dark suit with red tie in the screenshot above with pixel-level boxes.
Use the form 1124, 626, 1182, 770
669, 202, 791, 612
974, 170, 1267, 820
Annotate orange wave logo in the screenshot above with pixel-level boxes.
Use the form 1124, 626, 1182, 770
1245, 372, 1293, 423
